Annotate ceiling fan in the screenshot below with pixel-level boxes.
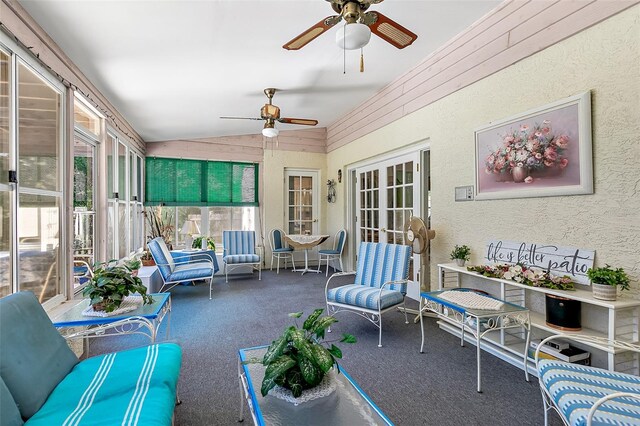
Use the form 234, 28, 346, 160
283, 0, 418, 51
220, 88, 318, 138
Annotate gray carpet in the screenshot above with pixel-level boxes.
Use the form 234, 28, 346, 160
91, 270, 562, 425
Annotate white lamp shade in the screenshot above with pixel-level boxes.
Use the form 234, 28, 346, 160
262, 127, 279, 138
335, 23, 371, 50
181, 220, 200, 235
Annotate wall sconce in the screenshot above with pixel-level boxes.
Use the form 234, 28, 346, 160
327, 179, 336, 203
337, 169, 342, 183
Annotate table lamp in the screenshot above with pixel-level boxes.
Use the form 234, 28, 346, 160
181, 220, 200, 250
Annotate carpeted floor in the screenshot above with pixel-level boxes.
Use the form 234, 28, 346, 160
92, 269, 562, 426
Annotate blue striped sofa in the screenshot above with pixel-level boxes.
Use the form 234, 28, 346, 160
535, 334, 640, 426
325, 242, 411, 347
0, 292, 182, 426
222, 231, 262, 283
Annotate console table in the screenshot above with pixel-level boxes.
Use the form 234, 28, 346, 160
238, 345, 393, 425
437, 263, 640, 375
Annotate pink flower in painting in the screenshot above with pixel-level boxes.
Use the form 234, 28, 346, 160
542, 127, 551, 134
520, 124, 529, 132
544, 147, 557, 161
534, 131, 542, 138
494, 158, 505, 171
535, 153, 543, 160
524, 176, 533, 184
504, 136, 514, 144
559, 158, 569, 169
555, 135, 569, 149
542, 120, 550, 125
544, 160, 555, 167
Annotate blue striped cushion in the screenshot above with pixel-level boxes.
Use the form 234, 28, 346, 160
168, 262, 213, 282
224, 254, 260, 264
223, 231, 256, 256
26, 343, 182, 425
354, 242, 411, 293
538, 360, 640, 426
327, 284, 404, 310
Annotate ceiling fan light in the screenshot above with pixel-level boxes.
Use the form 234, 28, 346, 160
335, 23, 371, 50
262, 127, 279, 138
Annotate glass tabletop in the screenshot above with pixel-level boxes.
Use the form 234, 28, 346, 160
52, 292, 170, 327
421, 289, 528, 318
239, 346, 393, 426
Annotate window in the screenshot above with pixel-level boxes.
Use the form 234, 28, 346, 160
0, 36, 66, 306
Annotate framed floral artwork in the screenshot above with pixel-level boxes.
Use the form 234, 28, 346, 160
474, 92, 593, 200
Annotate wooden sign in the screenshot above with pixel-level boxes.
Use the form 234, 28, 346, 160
485, 240, 595, 285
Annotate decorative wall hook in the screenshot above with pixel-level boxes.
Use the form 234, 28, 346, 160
327, 179, 337, 203
337, 169, 342, 183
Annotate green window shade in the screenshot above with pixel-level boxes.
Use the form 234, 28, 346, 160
145, 158, 258, 207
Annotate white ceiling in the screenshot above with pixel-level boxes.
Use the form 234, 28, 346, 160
18, 0, 501, 142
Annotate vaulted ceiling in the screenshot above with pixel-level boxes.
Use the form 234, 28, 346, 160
18, 0, 501, 142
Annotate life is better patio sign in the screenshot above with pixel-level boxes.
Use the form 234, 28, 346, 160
485, 240, 595, 285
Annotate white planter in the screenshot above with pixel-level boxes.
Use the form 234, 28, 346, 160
455, 259, 466, 267
269, 370, 336, 406
592, 282, 617, 301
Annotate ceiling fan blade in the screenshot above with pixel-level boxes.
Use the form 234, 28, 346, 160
219, 116, 263, 121
278, 117, 318, 126
364, 11, 417, 49
283, 15, 342, 50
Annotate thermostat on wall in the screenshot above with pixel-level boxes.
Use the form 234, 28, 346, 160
455, 186, 474, 201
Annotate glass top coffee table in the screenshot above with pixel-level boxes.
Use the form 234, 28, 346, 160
238, 346, 393, 425
52, 292, 172, 347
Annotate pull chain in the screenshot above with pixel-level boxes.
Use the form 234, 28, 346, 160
343, 24, 346, 74
360, 47, 364, 73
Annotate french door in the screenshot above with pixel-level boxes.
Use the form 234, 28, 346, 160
355, 152, 421, 298
285, 169, 319, 263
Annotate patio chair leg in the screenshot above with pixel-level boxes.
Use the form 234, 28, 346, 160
270, 256, 273, 271
224, 264, 228, 283
326, 256, 330, 277
378, 315, 383, 348
339, 258, 344, 273
402, 301, 409, 324
259, 264, 262, 281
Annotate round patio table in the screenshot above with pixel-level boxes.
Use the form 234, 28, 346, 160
284, 234, 330, 275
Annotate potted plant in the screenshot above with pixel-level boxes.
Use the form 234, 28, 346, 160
140, 250, 155, 267
450, 245, 471, 267
145, 206, 175, 249
192, 236, 216, 251
245, 309, 355, 401
124, 257, 142, 276
83, 261, 153, 312
587, 264, 630, 301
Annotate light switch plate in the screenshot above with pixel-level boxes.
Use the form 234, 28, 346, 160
455, 185, 474, 201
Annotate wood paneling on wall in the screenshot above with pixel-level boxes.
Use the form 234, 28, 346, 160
0, 0, 145, 152
146, 127, 327, 163
326, 0, 638, 151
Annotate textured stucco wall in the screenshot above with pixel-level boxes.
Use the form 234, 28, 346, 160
326, 6, 640, 298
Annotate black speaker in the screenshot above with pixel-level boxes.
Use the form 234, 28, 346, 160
545, 294, 581, 331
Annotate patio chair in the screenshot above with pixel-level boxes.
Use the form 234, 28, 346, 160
222, 231, 262, 283
535, 334, 640, 426
325, 242, 411, 347
317, 229, 346, 276
147, 237, 216, 299
268, 228, 295, 274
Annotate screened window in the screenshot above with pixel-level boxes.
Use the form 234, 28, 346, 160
145, 158, 258, 207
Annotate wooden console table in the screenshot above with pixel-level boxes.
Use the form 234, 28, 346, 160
436, 263, 640, 375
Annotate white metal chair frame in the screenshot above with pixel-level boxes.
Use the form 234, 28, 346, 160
317, 229, 346, 276
268, 229, 295, 274
223, 247, 263, 283
152, 253, 216, 299
534, 334, 640, 426
325, 271, 409, 348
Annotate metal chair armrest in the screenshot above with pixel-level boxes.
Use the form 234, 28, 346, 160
172, 258, 213, 267
587, 392, 640, 426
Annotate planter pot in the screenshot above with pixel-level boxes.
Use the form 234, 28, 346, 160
545, 294, 581, 331
269, 371, 336, 405
131, 270, 139, 277
455, 259, 466, 267
592, 283, 617, 301
141, 259, 155, 267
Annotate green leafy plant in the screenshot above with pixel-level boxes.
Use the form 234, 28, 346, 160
245, 309, 356, 398
124, 257, 141, 272
144, 206, 174, 246
82, 261, 153, 312
450, 245, 471, 261
587, 265, 630, 291
192, 236, 216, 251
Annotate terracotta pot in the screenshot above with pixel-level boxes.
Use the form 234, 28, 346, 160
511, 166, 528, 183
592, 283, 617, 301
141, 258, 155, 267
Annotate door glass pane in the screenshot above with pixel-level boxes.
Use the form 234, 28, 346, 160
18, 194, 60, 303
405, 162, 413, 184
387, 166, 393, 186
106, 134, 115, 198
118, 143, 126, 197
0, 49, 9, 184
18, 62, 60, 191
395, 164, 403, 185
107, 201, 115, 259
301, 177, 311, 190
0, 191, 10, 297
